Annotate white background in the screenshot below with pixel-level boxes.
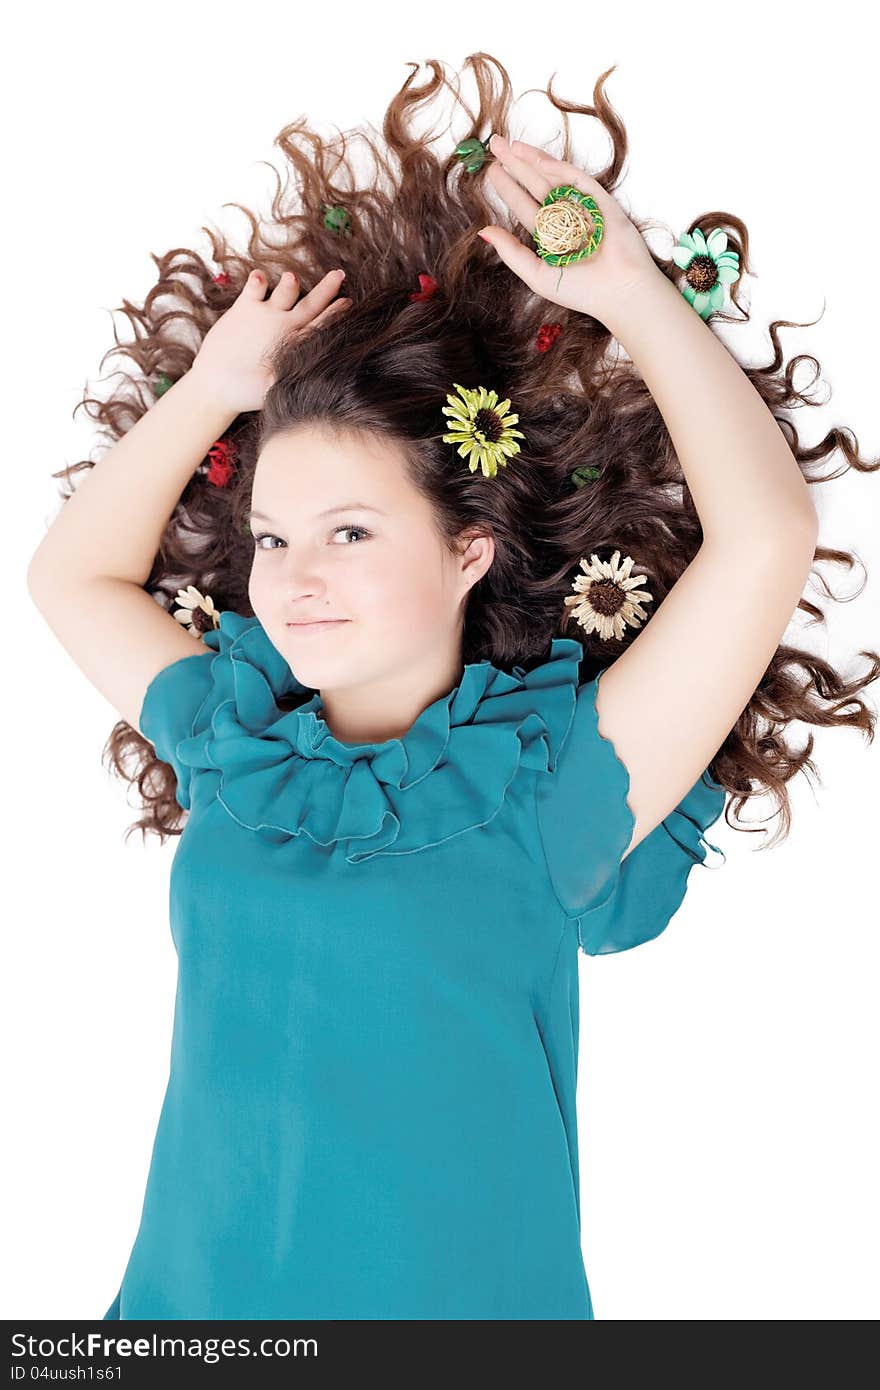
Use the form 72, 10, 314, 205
5, 1, 878, 1321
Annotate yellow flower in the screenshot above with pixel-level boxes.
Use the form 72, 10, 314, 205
173, 586, 221, 637
441, 382, 526, 479
563, 550, 654, 642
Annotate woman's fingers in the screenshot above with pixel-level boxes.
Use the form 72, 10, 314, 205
297, 295, 352, 340
293, 268, 347, 321
246, 266, 346, 318
509, 138, 608, 211
488, 134, 551, 204
486, 159, 541, 234
490, 135, 605, 212
312, 295, 352, 324
476, 226, 547, 295
243, 268, 269, 299
269, 269, 301, 308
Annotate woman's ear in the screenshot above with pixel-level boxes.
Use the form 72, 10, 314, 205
458, 529, 495, 591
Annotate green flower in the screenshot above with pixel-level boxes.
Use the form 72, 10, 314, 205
441, 383, 525, 479
571, 465, 601, 487
322, 204, 352, 235
672, 227, 740, 320
453, 137, 491, 173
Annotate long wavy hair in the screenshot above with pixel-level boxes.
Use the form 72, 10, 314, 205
52, 53, 879, 848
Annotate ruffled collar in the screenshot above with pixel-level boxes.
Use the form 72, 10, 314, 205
176, 610, 584, 863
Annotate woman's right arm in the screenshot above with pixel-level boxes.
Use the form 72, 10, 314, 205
26, 371, 239, 733
27, 266, 350, 733
29, 370, 239, 594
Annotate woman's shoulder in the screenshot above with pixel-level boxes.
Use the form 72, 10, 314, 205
536, 675, 727, 956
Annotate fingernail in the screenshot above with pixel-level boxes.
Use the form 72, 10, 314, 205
477, 231, 492, 243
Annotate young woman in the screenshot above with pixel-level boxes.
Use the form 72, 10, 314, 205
26, 55, 878, 1320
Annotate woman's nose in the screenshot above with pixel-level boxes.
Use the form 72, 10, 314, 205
279, 551, 330, 597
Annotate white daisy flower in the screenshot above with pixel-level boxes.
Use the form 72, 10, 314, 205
172, 586, 221, 637
563, 550, 654, 642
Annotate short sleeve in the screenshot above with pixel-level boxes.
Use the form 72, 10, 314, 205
139, 648, 217, 810
535, 671, 727, 955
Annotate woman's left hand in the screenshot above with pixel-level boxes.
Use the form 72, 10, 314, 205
480, 134, 661, 326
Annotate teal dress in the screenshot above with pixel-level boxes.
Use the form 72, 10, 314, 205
102, 610, 725, 1320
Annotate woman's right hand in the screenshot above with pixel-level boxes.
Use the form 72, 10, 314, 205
189, 267, 351, 415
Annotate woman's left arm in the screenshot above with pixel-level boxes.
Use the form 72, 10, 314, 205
597, 269, 818, 858
483, 135, 819, 859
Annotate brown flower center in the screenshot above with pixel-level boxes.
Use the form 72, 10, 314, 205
686, 254, 718, 294
588, 579, 625, 617
473, 407, 503, 442
190, 607, 215, 635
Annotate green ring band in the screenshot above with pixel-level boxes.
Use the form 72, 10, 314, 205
532, 185, 604, 266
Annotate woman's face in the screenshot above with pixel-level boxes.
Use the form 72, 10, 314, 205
247, 424, 493, 715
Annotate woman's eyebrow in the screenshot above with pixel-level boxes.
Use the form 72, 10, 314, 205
248, 503, 387, 522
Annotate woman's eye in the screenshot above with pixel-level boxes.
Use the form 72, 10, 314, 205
331, 525, 371, 544
251, 525, 371, 551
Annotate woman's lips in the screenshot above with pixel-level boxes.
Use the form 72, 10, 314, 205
286, 620, 349, 633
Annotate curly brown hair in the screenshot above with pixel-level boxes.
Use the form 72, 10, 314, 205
52, 53, 879, 849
